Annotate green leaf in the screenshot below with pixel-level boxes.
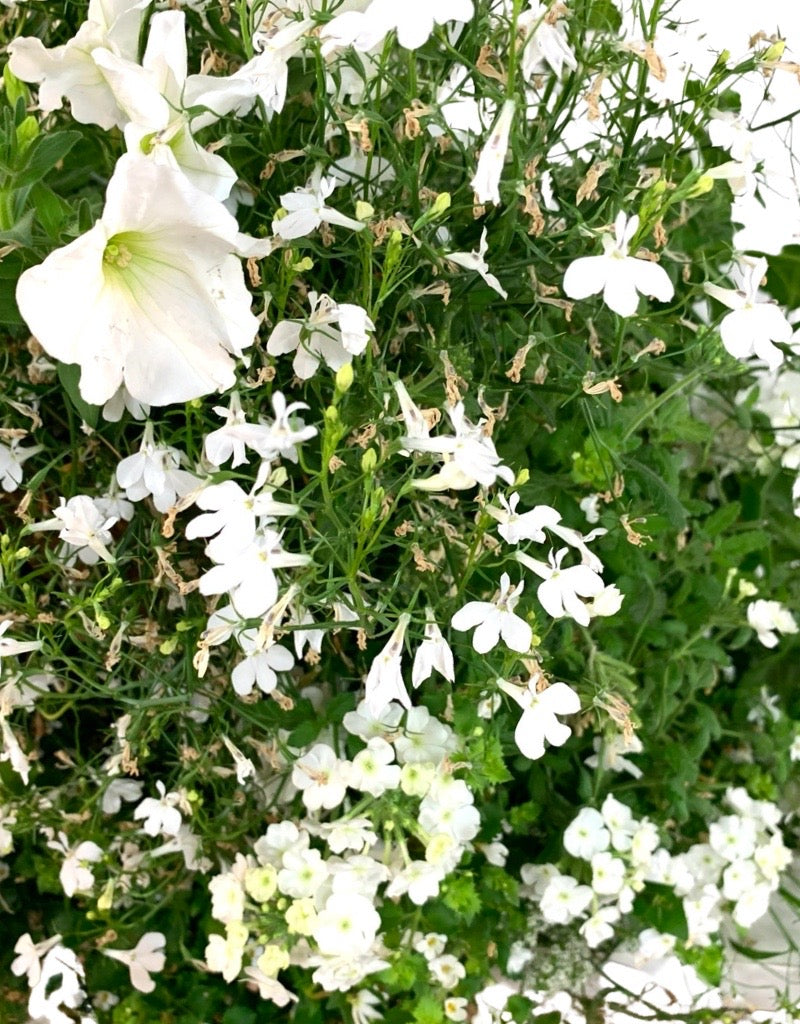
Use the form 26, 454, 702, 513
728, 939, 788, 960
3, 64, 29, 109
764, 246, 800, 308
221, 1009, 257, 1024
442, 875, 481, 922
412, 994, 445, 1024
15, 131, 81, 189
57, 362, 100, 429
712, 529, 770, 566
627, 457, 687, 530
30, 182, 71, 238
703, 501, 742, 538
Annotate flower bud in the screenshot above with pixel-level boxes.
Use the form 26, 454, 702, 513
335, 363, 354, 393
361, 448, 377, 474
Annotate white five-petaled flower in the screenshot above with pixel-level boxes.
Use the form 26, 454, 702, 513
32, 494, 119, 565
17, 154, 270, 407
519, 1, 578, 79
412, 610, 455, 688
273, 174, 366, 240
471, 99, 515, 205
0, 438, 41, 492
563, 212, 674, 317
446, 228, 507, 298
102, 932, 166, 994
133, 780, 183, 837
116, 421, 198, 513
364, 614, 412, 717
516, 547, 605, 627
451, 573, 532, 654
497, 676, 580, 760
747, 599, 798, 648
401, 402, 514, 491
11, 932, 63, 988
704, 257, 793, 371
7, 0, 148, 129
267, 292, 374, 379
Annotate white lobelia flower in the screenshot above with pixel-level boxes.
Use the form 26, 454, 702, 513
747, 599, 798, 648
412, 610, 455, 688
313, 892, 381, 956
133, 781, 182, 837
705, 257, 793, 370
497, 677, 580, 760
0, 620, 41, 665
451, 573, 532, 654
364, 614, 412, 717
102, 932, 166, 994
540, 873, 593, 924
267, 292, 374, 380
291, 744, 349, 812
27, 944, 87, 1024
7, 0, 149, 130
273, 173, 366, 240
563, 211, 674, 317
32, 494, 119, 565
471, 99, 515, 205
446, 228, 507, 299
402, 402, 514, 491
16, 154, 270, 407
0, 438, 40, 492
203, 392, 275, 468
46, 832, 104, 897
518, 1, 577, 79
563, 807, 610, 860
516, 547, 605, 627
116, 422, 198, 514
11, 932, 63, 988
485, 493, 561, 545
92, 11, 238, 199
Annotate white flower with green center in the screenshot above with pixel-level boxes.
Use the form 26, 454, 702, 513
16, 154, 270, 407
563, 211, 674, 317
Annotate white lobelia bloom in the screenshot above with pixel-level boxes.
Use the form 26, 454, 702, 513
0, 620, 41, 666
16, 154, 270, 407
133, 781, 182, 837
11, 932, 63, 988
485, 493, 562, 545
203, 392, 275, 468
563, 807, 610, 860
267, 292, 374, 379
32, 494, 119, 565
446, 228, 507, 299
0, 438, 40, 492
705, 257, 793, 371
518, 1, 577, 79
102, 932, 166, 994
273, 173, 366, 240
364, 614, 412, 717
402, 401, 514, 491
46, 831, 104, 898
497, 677, 580, 760
451, 573, 532, 654
471, 99, 515, 205
516, 547, 605, 627
115, 422, 198, 514
412, 610, 455, 688
7, 0, 149, 130
747, 599, 798, 648
313, 892, 381, 956
563, 211, 674, 317
27, 944, 87, 1024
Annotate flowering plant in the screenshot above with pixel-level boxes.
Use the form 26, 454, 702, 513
1, 1, 800, 1022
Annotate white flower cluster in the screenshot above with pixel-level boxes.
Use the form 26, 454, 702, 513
203, 699, 481, 1001
748, 366, 800, 519
519, 788, 791, 953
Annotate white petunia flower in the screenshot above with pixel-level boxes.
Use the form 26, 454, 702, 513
563, 211, 674, 317
8, 0, 149, 129
102, 932, 166, 994
498, 677, 580, 760
17, 154, 270, 407
705, 257, 793, 371
451, 573, 532, 654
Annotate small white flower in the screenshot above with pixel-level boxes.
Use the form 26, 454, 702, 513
705, 257, 793, 370
451, 573, 532, 654
273, 173, 366, 240
563, 211, 674, 317
364, 614, 412, 717
412, 611, 455, 688
563, 807, 610, 860
446, 228, 507, 299
313, 893, 381, 956
516, 547, 605, 627
11, 932, 63, 987
291, 743, 349, 812
747, 599, 798, 648
497, 676, 580, 760
540, 873, 593, 924
102, 932, 166, 994
428, 953, 466, 990
0, 438, 40, 492
471, 99, 515, 205
133, 780, 182, 837
32, 494, 118, 564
